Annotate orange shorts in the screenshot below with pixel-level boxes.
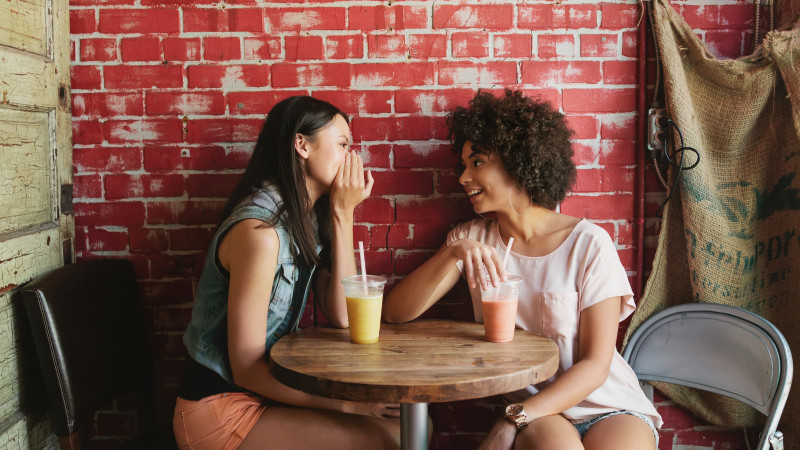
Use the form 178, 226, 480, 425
173, 393, 269, 450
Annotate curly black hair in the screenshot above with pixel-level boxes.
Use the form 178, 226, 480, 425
448, 89, 577, 210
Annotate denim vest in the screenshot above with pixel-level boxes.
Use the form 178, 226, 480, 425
183, 186, 319, 386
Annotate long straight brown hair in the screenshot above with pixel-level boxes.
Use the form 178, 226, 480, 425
220, 96, 347, 268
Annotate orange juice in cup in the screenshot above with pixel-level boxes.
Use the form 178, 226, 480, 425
480, 275, 522, 343
341, 275, 387, 344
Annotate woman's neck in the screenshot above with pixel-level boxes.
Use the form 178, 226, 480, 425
496, 206, 555, 244
495, 207, 580, 258
305, 180, 323, 206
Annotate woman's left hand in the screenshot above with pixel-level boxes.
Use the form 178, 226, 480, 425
341, 400, 401, 422
476, 418, 516, 450
330, 152, 374, 216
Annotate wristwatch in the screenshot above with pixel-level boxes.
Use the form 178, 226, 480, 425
504, 403, 528, 430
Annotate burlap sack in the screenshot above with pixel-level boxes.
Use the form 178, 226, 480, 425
625, 0, 800, 431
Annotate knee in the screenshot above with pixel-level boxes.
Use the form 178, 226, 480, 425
515, 432, 578, 450
374, 418, 401, 450
514, 417, 582, 450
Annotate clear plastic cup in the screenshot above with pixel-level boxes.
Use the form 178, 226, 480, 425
480, 275, 522, 343
341, 275, 387, 344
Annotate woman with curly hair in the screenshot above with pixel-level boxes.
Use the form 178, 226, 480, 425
383, 89, 661, 449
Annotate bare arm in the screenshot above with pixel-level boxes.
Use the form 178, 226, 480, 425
383, 238, 508, 323
518, 296, 621, 420
222, 219, 392, 417
382, 244, 461, 323
483, 296, 623, 443
314, 152, 374, 327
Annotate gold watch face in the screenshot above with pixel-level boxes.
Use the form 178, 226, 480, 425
506, 404, 523, 416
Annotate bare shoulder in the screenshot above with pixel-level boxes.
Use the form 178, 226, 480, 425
556, 213, 582, 231
219, 219, 280, 271
229, 219, 279, 246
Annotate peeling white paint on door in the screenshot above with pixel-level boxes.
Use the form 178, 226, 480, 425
0, 0, 72, 446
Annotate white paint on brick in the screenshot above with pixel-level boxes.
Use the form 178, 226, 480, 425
109, 121, 138, 142
602, 114, 634, 129
176, 93, 214, 114
326, 38, 340, 58
107, 155, 125, 169
354, 72, 390, 88
221, 66, 246, 90
245, 38, 265, 59
552, 7, 567, 23
281, 11, 320, 31
72, 94, 85, 113
410, 144, 437, 156
495, 36, 509, 55
599, 140, 616, 160
569, 8, 592, 23
555, 41, 575, 57
449, 66, 497, 85
453, 38, 469, 56
128, 177, 145, 196
624, 34, 636, 48
106, 94, 135, 116
413, 93, 436, 115
297, 66, 324, 86
453, 7, 478, 27
148, 177, 164, 194
232, 122, 255, 142
704, 38, 727, 59
564, 62, 584, 77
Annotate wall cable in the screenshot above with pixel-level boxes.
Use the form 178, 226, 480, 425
656, 118, 700, 216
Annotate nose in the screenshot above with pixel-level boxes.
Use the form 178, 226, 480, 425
459, 169, 470, 186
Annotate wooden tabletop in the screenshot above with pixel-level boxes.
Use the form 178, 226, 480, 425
269, 319, 559, 404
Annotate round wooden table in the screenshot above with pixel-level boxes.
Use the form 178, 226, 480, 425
269, 319, 559, 450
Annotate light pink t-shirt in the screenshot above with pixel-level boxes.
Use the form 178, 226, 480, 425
447, 218, 662, 427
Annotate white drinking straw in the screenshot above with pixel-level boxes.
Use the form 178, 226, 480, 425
495, 236, 514, 300
358, 241, 368, 295
502, 237, 514, 272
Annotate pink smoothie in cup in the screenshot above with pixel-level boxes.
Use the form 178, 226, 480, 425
480, 275, 522, 343
482, 296, 519, 342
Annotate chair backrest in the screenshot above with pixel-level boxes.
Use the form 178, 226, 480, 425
20, 259, 155, 442
622, 303, 792, 450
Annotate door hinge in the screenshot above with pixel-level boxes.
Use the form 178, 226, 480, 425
60, 184, 73, 214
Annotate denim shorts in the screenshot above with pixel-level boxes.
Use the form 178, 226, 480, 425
573, 410, 659, 445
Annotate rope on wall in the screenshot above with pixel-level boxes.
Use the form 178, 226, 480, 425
753, 0, 775, 51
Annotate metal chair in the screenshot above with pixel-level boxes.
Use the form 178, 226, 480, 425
622, 303, 792, 450
20, 259, 175, 449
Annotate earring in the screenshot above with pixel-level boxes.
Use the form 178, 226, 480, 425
509, 188, 523, 217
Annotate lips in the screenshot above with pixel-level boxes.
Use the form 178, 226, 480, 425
466, 189, 484, 202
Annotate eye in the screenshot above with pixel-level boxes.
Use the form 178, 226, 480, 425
473, 159, 484, 167
340, 142, 349, 150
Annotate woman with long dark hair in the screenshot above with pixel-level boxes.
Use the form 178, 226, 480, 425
174, 96, 400, 449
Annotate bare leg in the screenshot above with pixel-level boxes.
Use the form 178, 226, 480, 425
582, 414, 656, 450
239, 405, 400, 450
513, 414, 583, 450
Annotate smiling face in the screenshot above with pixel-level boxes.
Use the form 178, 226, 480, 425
300, 114, 352, 196
459, 141, 515, 215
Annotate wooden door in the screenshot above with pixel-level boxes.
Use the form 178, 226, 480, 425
0, 0, 72, 446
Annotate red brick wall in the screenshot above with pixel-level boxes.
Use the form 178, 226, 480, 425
69, 1, 766, 448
